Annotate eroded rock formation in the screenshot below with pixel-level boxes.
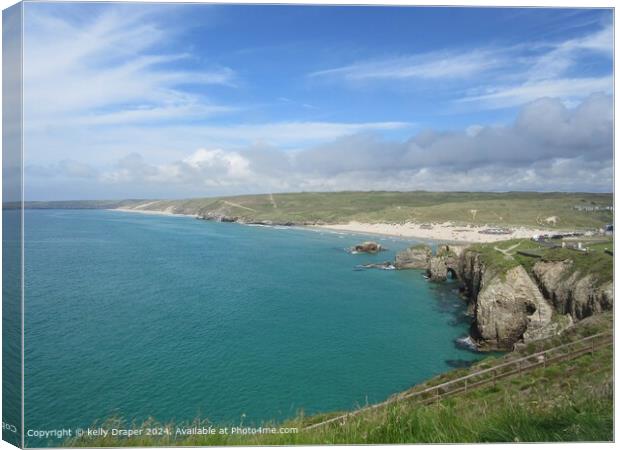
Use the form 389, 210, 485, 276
469, 265, 558, 350
374, 241, 611, 352
427, 245, 463, 281
532, 260, 613, 321
394, 245, 431, 269
352, 241, 383, 254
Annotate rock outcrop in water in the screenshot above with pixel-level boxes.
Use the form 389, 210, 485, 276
428, 245, 464, 281
394, 244, 432, 269
394, 244, 463, 280
351, 241, 384, 254
360, 261, 396, 270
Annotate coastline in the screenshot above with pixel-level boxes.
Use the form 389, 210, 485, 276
312, 221, 554, 244
111, 208, 553, 244
110, 207, 198, 218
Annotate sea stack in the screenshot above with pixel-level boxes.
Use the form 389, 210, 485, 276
352, 241, 384, 253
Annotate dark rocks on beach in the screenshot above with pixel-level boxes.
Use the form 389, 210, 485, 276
199, 213, 238, 223
198, 214, 295, 226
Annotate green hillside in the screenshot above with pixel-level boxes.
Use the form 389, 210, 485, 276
23, 191, 613, 229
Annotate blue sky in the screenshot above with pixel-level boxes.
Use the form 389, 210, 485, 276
17, 3, 613, 199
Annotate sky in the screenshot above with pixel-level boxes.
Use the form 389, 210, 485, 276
14, 2, 614, 200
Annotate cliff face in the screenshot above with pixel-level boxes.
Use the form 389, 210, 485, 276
471, 265, 558, 350
532, 260, 613, 321
396, 242, 611, 351
458, 252, 559, 350
458, 249, 485, 301
427, 245, 463, 281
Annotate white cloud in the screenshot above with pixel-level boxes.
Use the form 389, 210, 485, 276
310, 24, 612, 110
525, 25, 612, 82
21, 4, 414, 174
38, 93, 607, 198
182, 149, 251, 179
191, 121, 411, 145
310, 49, 500, 81
19, 6, 613, 200
99, 149, 254, 188
23, 6, 236, 128
24, 119, 413, 172
460, 76, 612, 109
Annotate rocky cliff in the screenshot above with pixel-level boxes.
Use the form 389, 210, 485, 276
394, 243, 611, 352
463, 263, 559, 351
532, 260, 613, 321
457, 248, 609, 351
428, 245, 464, 281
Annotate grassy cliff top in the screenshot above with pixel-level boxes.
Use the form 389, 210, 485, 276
21, 191, 613, 229
467, 238, 613, 285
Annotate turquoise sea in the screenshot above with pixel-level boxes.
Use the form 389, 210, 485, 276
23, 209, 483, 446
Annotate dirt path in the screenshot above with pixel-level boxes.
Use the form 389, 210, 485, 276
494, 242, 521, 258
132, 201, 161, 210
222, 200, 257, 212
269, 193, 278, 209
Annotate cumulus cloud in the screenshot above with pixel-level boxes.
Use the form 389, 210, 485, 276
99, 149, 254, 188
66, 93, 610, 197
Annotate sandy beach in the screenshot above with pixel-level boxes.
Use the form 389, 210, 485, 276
313, 221, 555, 244
113, 208, 554, 244
111, 207, 197, 218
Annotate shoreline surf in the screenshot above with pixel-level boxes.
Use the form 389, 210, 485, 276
110, 208, 553, 244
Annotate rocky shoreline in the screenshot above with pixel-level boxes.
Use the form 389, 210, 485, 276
373, 242, 613, 352
114, 205, 562, 245
118, 207, 612, 352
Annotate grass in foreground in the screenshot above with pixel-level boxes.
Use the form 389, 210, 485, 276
63, 315, 613, 447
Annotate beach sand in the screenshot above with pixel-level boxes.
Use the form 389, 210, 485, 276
111, 207, 197, 218
313, 221, 554, 244
113, 208, 553, 244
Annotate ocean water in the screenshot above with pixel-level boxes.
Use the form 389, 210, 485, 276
23, 209, 483, 445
